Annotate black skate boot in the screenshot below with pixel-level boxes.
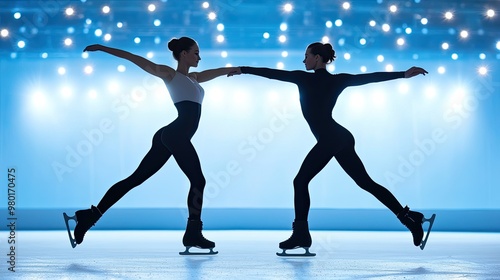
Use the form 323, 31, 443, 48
277, 220, 315, 256
63, 205, 102, 248
398, 206, 436, 249
179, 219, 217, 255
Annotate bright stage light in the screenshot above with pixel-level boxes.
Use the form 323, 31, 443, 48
31, 91, 47, 109
359, 38, 366, 45
344, 53, 351, 60
451, 53, 458, 60
148, 4, 156, 12
445, 11, 453, 20
389, 5, 397, 13
146, 52, 154, 58
94, 29, 103, 37
478, 66, 488, 75
385, 64, 394, 71
479, 53, 486, 60
41, 52, 48, 59
1, 29, 8, 37
84, 65, 93, 74
496, 41, 500, 50
13, 12, 21, 19
397, 38, 405, 46
134, 37, 141, 44
154, 19, 161, 26
82, 52, 89, 59
328, 65, 335, 72
335, 19, 343, 27
102, 6, 110, 14
382, 24, 390, 32
486, 9, 495, 18
208, 12, 216, 20
216, 35, 224, 43
117, 22, 123, 28
360, 66, 367, 73
117, 65, 126, 72
263, 32, 270, 39
405, 27, 412, 34
217, 23, 224, 31
322, 36, 329, 43
284, 3, 293, 13
342, 2, 351, 10
58, 67, 66, 75
202, 2, 209, 9
65, 7, 75, 16
281, 51, 288, 58
377, 55, 384, 62
221, 51, 228, 58
64, 38, 73, 46
438, 66, 446, 74
104, 34, 111, 41
441, 42, 449, 50
421, 18, 428, 25
17, 41, 26, 48
369, 20, 376, 27
460, 30, 469, 39
280, 23, 288, 31
326, 21, 333, 28
277, 62, 284, 69
279, 35, 287, 43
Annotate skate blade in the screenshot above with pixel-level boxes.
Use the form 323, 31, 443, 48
179, 246, 218, 255
276, 247, 316, 257
419, 214, 436, 250
63, 212, 77, 248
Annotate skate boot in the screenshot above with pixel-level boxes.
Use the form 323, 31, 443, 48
277, 220, 315, 256
397, 206, 436, 250
63, 205, 102, 248
179, 219, 217, 255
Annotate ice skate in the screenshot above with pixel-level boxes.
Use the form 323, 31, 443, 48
276, 220, 316, 257
62, 205, 102, 248
397, 206, 436, 250
179, 219, 218, 255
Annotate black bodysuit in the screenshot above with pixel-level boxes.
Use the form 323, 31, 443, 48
241, 67, 406, 220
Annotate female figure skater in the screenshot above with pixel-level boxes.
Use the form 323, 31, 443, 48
63, 37, 238, 254
235, 42, 434, 254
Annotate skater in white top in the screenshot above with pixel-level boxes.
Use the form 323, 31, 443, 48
63, 37, 238, 255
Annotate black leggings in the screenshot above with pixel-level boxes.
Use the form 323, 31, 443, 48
293, 127, 404, 221
97, 103, 205, 220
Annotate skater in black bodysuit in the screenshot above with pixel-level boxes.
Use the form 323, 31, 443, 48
235, 42, 431, 251
64, 37, 238, 252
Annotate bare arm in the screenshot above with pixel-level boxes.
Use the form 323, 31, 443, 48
189, 67, 241, 83
83, 44, 175, 81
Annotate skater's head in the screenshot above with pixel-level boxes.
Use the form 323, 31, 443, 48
168, 37, 200, 67
303, 42, 336, 71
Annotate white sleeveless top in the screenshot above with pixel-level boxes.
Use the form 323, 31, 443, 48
164, 72, 205, 104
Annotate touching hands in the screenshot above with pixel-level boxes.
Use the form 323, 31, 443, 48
404, 66, 428, 78
83, 44, 103, 52
227, 67, 241, 77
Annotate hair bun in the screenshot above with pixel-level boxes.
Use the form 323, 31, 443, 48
167, 38, 179, 52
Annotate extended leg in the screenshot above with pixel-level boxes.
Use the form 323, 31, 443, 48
335, 145, 436, 248
63, 129, 171, 248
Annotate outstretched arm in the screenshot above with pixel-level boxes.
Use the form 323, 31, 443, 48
189, 67, 241, 83
239, 66, 302, 83
341, 66, 428, 87
84, 44, 175, 81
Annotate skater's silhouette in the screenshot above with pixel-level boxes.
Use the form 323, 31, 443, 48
63, 37, 237, 254
233, 42, 435, 254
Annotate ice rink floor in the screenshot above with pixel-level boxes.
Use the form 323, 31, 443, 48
2, 230, 499, 279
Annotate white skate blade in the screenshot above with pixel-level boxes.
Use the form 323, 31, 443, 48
276, 247, 316, 257
63, 212, 77, 248
419, 214, 436, 250
179, 246, 218, 255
